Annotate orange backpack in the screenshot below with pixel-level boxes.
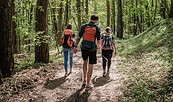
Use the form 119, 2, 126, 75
83, 26, 96, 42
81, 24, 97, 51
60, 29, 73, 48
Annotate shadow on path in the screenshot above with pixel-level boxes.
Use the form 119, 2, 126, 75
66, 87, 91, 102
44, 76, 67, 90
92, 73, 111, 87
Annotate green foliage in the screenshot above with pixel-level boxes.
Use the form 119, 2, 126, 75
117, 19, 172, 57
14, 53, 43, 72
118, 18, 173, 101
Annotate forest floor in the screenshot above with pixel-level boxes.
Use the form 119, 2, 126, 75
0, 52, 125, 102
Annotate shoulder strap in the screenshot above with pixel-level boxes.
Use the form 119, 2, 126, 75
109, 34, 113, 43
64, 29, 73, 35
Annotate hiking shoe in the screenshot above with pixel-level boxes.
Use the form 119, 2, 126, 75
69, 69, 72, 73
107, 70, 110, 76
64, 72, 68, 77
85, 84, 93, 91
107, 69, 110, 74
103, 71, 106, 77
82, 80, 86, 88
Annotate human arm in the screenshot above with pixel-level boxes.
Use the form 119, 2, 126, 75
73, 25, 85, 53
96, 25, 101, 50
112, 40, 116, 56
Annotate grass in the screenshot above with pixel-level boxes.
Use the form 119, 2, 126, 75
14, 53, 44, 71
13, 18, 173, 101
117, 18, 173, 101
14, 49, 63, 72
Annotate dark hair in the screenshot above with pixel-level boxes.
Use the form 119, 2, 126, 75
106, 27, 111, 33
66, 24, 72, 29
90, 14, 99, 21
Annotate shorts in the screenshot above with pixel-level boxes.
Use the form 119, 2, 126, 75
81, 49, 97, 64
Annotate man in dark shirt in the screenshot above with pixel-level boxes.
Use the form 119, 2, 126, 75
74, 14, 100, 90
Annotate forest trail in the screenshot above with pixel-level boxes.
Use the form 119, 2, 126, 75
1, 52, 125, 102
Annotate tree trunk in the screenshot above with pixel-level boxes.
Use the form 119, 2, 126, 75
160, 0, 166, 19
12, 0, 17, 54
35, 0, 49, 63
85, 0, 89, 15
106, 0, 110, 27
50, 6, 59, 51
111, 0, 116, 35
76, 0, 82, 30
65, 0, 69, 26
117, 0, 123, 38
152, 0, 157, 23
82, 0, 89, 23
28, 4, 34, 52
94, 0, 97, 14
169, 0, 173, 18
0, 0, 14, 77
58, 0, 64, 42
133, 0, 137, 36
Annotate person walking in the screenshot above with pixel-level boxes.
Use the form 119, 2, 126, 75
60, 24, 76, 77
74, 14, 101, 90
100, 27, 116, 77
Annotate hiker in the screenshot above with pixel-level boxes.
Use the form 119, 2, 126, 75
100, 27, 116, 77
74, 14, 101, 90
60, 24, 76, 77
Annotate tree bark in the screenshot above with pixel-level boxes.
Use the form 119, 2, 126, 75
12, 0, 17, 54
169, 0, 173, 18
35, 0, 49, 63
85, 0, 89, 15
65, 0, 69, 26
0, 0, 14, 77
117, 0, 123, 38
28, 4, 34, 52
58, 0, 63, 43
111, 0, 116, 35
106, 0, 110, 27
76, 0, 82, 30
160, 0, 166, 19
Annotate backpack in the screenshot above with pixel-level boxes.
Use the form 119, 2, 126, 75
81, 24, 97, 51
102, 34, 113, 50
60, 29, 73, 48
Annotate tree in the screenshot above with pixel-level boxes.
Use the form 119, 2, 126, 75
111, 0, 116, 35
0, 0, 14, 77
12, 0, 17, 54
117, 0, 123, 38
57, 0, 64, 45
169, 0, 173, 18
160, 0, 167, 19
35, 0, 49, 63
85, 0, 89, 15
106, 0, 110, 27
65, 0, 69, 26
50, 4, 59, 50
76, 0, 82, 30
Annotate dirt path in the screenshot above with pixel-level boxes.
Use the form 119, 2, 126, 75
1, 52, 125, 102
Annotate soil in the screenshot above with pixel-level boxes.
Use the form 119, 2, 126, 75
0, 52, 125, 102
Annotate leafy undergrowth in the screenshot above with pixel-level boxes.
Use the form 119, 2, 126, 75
14, 50, 63, 72
117, 18, 173, 101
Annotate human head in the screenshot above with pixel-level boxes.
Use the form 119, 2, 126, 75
90, 14, 99, 23
66, 24, 72, 29
106, 27, 111, 33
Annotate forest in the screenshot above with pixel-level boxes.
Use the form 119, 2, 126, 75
0, 0, 173, 101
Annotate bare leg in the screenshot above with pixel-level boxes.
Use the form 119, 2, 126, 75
83, 60, 88, 82
87, 64, 93, 85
